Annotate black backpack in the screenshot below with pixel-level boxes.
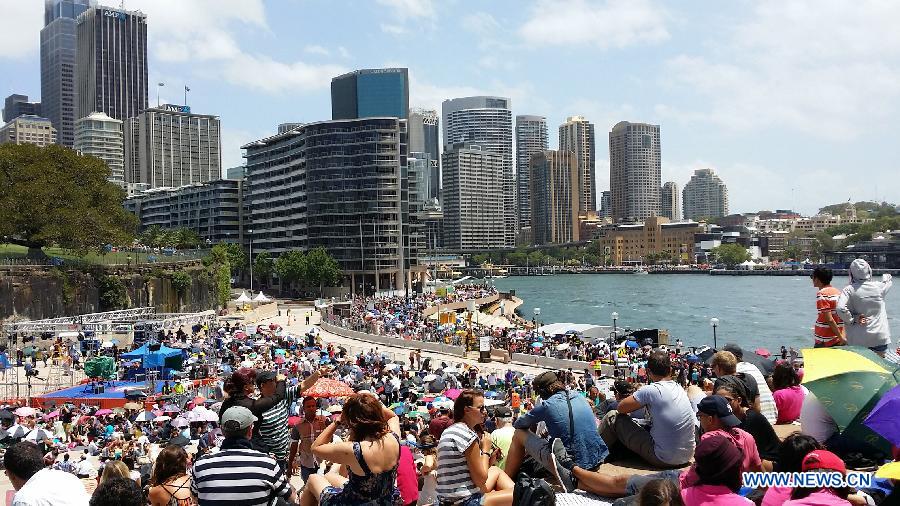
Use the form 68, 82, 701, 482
513, 476, 556, 506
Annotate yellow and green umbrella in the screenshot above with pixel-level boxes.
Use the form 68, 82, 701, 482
802, 346, 899, 453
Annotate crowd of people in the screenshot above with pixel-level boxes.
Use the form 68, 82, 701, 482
1, 260, 896, 506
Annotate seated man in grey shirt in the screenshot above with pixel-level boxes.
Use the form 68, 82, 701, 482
598, 350, 696, 468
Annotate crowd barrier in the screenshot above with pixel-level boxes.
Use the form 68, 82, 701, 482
321, 321, 614, 375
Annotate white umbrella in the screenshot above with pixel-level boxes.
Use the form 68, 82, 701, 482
24, 427, 52, 442
134, 411, 156, 422
155, 415, 172, 423
556, 343, 570, 351
14, 407, 36, 417
253, 291, 270, 302
171, 417, 190, 428
443, 367, 459, 374
422, 374, 437, 382
6, 424, 27, 438
189, 406, 219, 423
327, 405, 343, 413
241, 360, 255, 368
235, 291, 252, 303
433, 400, 454, 409
102, 341, 115, 348
384, 363, 400, 371
484, 399, 505, 407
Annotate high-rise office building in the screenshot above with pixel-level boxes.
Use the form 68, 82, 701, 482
660, 181, 680, 221
243, 118, 423, 293
76, 6, 148, 121
277, 122, 303, 134
41, 0, 93, 147
124, 179, 244, 245
75, 111, 124, 187
515, 115, 548, 234
599, 190, 612, 219
0, 116, 57, 147
559, 115, 596, 214
3, 95, 42, 123
331, 68, 409, 120
530, 150, 580, 245
442, 143, 506, 251
682, 168, 729, 220
609, 121, 661, 222
442, 96, 514, 247
124, 105, 221, 188
408, 108, 440, 202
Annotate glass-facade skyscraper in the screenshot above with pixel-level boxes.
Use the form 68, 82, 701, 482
442, 96, 515, 248
41, 0, 93, 147
331, 68, 409, 120
408, 108, 440, 202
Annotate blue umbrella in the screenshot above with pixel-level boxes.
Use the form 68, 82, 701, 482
625, 340, 639, 349
686, 354, 700, 363
531, 342, 543, 348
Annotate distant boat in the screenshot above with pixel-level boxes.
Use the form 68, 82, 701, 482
632, 266, 649, 275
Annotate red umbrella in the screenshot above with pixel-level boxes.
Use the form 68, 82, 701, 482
288, 416, 300, 427
303, 378, 355, 398
755, 347, 771, 358
193, 396, 206, 405
94, 408, 112, 416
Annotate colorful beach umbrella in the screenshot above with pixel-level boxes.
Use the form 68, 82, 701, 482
864, 383, 900, 447
14, 407, 36, 417
94, 408, 112, 416
303, 377, 355, 398
123, 402, 142, 410
803, 346, 899, 453
445, 389, 462, 400
755, 347, 771, 358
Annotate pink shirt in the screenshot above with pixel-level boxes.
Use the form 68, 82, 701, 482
784, 489, 852, 506
396, 445, 419, 505
773, 385, 804, 424
681, 485, 754, 506
680, 429, 762, 489
762, 485, 792, 506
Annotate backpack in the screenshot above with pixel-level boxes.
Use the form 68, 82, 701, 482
513, 476, 556, 506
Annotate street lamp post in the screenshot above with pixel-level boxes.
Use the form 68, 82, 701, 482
710, 317, 719, 350
248, 229, 254, 294
611, 311, 619, 350
533, 307, 541, 327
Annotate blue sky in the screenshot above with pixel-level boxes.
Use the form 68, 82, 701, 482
2, 0, 899, 215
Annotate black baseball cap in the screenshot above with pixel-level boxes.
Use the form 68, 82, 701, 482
697, 395, 741, 428
255, 370, 277, 385
494, 406, 513, 418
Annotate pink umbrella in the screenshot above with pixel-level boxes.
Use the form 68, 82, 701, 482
42, 410, 60, 421
755, 347, 771, 358
14, 407, 36, 417
445, 389, 462, 400
94, 408, 112, 416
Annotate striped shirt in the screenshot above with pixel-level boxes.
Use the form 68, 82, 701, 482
736, 362, 778, 426
190, 443, 291, 506
814, 286, 844, 346
258, 381, 299, 460
436, 422, 480, 501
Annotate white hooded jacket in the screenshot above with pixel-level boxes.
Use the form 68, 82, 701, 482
836, 259, 893, 348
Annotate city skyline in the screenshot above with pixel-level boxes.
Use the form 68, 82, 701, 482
2, 1, 899, 215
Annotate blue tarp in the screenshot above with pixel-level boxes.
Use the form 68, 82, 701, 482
121, 343, 183, 368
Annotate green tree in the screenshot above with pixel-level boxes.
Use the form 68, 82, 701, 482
709, 243, 751, 268
253, 252, 275, 287
170, 271, 192, 310
204, 245, 232, 309
275, 250, 307, 288
173, 228, 201, 249
304, 247, 342, 296
783, 245, 803, 261
220, 242, 246, 275
97, 274, 129, 311
471, 253, 489, 266
0, 144, 137, 257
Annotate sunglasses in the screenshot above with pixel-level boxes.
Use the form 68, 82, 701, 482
468, 405, 486, 413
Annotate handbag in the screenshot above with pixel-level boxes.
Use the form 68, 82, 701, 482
513, 476, 556, 506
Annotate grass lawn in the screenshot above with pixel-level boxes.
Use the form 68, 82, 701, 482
0, 243, 206, 265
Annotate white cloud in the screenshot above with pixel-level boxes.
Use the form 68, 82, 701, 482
519, 0, 669, 48
337, 46, 352, 59
221, 54, 345, 94
116, 0, 343, 95
375, 0, 436, 20
462, 12, 501, 35
0, 1, 43, 59
304, 45, 331, 56
660, 0, 900, 140
380, 23, 407, 35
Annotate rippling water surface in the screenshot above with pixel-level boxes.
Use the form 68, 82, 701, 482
493, 274, 900, 350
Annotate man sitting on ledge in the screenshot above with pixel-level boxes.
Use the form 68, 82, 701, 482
598, 350, 696, 468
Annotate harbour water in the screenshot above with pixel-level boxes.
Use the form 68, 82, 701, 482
493, 274, 900, 351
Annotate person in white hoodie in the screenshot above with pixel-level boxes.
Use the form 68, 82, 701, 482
837, 258, 893, 356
